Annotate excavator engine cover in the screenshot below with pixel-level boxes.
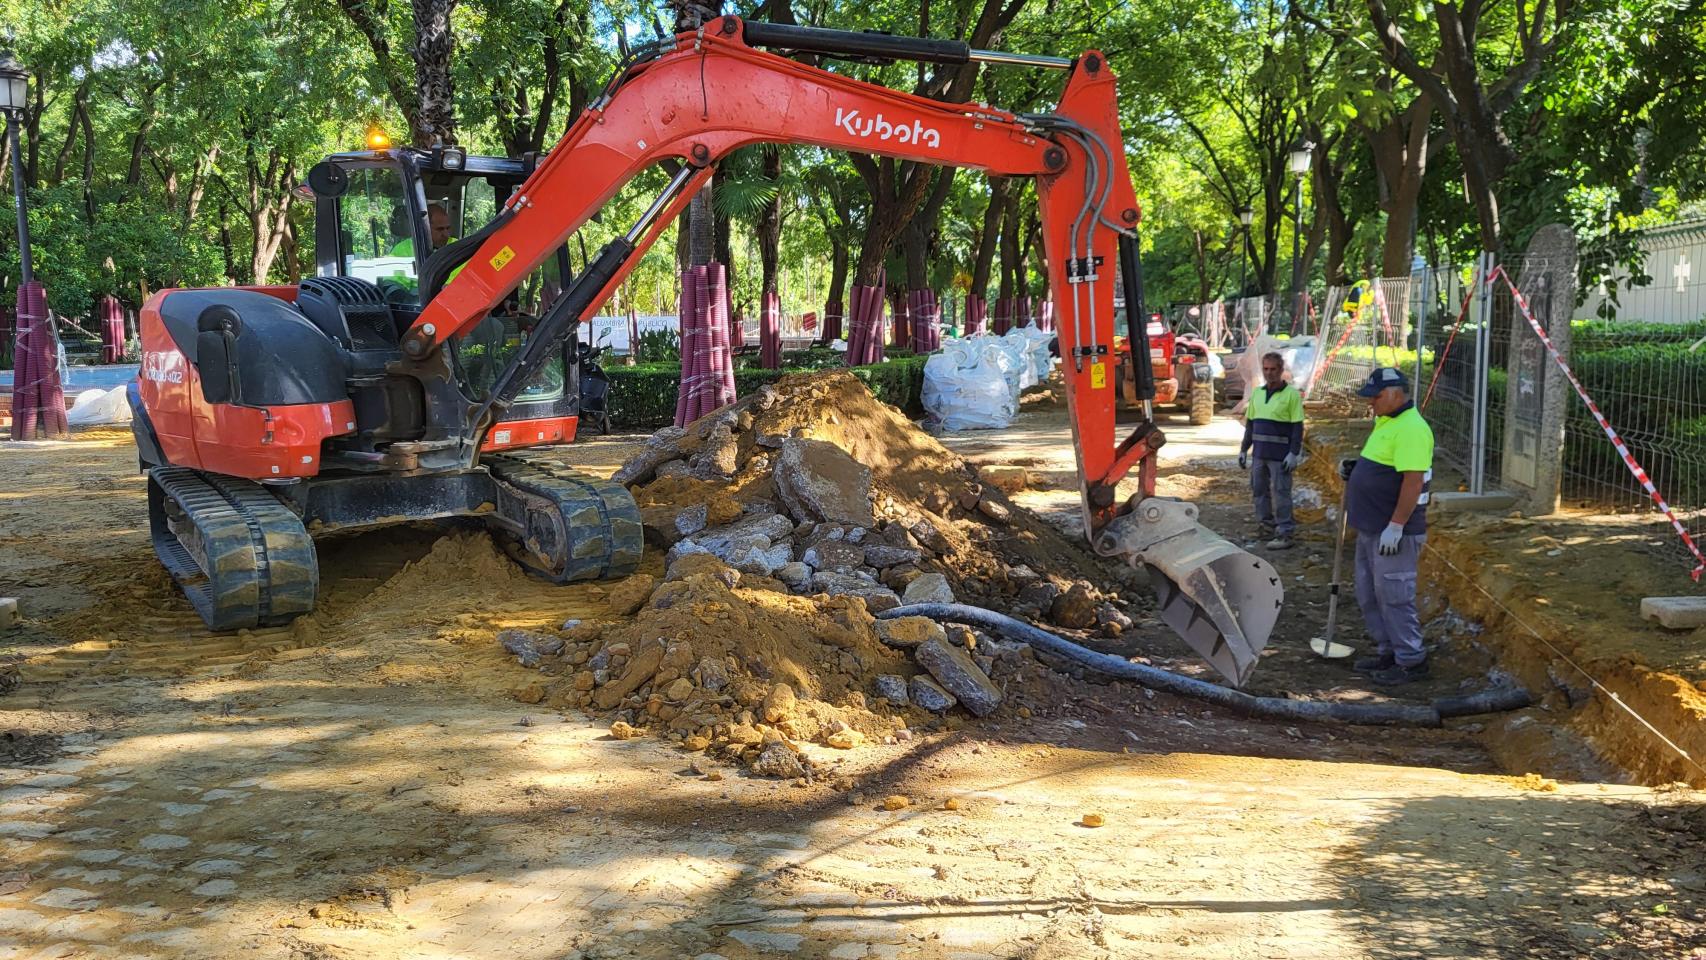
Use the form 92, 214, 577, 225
1094, 497, 1283, 687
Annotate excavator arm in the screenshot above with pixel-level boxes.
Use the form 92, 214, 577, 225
402, 17, 1281, 685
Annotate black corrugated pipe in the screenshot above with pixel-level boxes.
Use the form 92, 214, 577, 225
882, 603, 1531, 728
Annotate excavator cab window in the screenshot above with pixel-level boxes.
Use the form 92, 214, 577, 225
335, 164, 419, 298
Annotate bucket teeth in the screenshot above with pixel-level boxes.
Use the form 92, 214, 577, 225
484, 453, 644, 583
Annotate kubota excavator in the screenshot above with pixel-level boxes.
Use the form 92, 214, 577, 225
128, 18, 1282, 686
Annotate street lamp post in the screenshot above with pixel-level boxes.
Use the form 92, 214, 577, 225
1287, 138, 1314, 335
1236, 204, 1253, 300
0, 51, 30, 286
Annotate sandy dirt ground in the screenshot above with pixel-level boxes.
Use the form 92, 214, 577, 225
1, 414, 1703, 959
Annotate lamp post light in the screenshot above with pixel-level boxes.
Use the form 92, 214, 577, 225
1287, 138, 1314, 334
1236, 204, 1253, 301
0, 50, 30, 286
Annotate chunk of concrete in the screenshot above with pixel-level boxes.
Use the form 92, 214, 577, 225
1640, 596, 1706, 630
1430, 490, 1520, 513
908, 675, 957, 713
874, 616, 946, 649
803, 540, 866, 574
611, 426, 687, 486
914, 636, 1002, 717
811, 572, 901, 613
873, 674, 910, 704
773, 438, 874, 527
0, 597, 16, 629
901, 572, 955, 606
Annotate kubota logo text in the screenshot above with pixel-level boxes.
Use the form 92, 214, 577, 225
835, 108, 941, 149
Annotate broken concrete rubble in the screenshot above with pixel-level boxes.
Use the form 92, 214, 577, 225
909, 675, 957, 713
901, 572, 955, 606
914, 636, 1002, 717
873, 674, 909, 704
773, 437, 875, 527
874, 616, 945, 649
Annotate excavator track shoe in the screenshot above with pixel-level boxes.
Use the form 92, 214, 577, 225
485, 454, 644, 583
1095, 497, 1282, 687
147, 467, 319, 631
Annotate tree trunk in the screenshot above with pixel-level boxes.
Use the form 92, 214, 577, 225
52, 80, 89, 186
687, 186, 714, 266
970, 177, 1008, 298
335, 0, 422, 141
997, 191, 1021, 302
412, 0, 459, 146
824, 238, 848, 321
758, 147, 783, 294
1366, 94, 1431, 277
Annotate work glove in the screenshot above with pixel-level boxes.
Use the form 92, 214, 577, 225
1338, 458, 1357, 481
1238, 450, 1249, 470
1378, 522, 1405, 556
1282, 452, 1300, 473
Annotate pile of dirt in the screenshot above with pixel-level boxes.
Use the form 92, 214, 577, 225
491, 371, 1148, 777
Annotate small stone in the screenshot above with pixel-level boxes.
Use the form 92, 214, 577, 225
572, 671, 596, 691
825, 728, 863, 750
605, 574, 657, 616
775, 561, 812, 591
943, 797, 962, 811
499, 629, 557, 668
978, 464, 1030, 493
901, 573, 955, 606
1018, 706, 1032, 719
1050, 582, 1098, 629
761, 683, 798, 724
976, 496, 1011, 523
1018, 580, 1060, 610
139, 834, 190, 851
863, 543, 923, 568
1095, 602, 1134, 637
192, 878, 237, 897
693, 657, 730, 691
803, 540, 866, 574
882, 794, 911, 811
1081, 812, 1105, 828
873, 674, 909, 704
593, 640, 666, 709
908, 676, 957, 713
684, 735, 710, 752
811, 571, 901, 611
914, 636, 1003, 717
609, 721, 641, 740
749, 742, 808, 779
513, 683, 546, 705
875, 616, 946, 649
664, 678, 694, 701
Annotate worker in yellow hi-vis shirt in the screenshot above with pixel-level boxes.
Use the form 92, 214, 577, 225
1239, 351, 1304, 550
1339, 366, 1435, 687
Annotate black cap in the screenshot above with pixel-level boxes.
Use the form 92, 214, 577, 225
1357, 366, 1411, 397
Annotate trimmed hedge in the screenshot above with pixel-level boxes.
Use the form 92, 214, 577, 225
603, 354, 928, 429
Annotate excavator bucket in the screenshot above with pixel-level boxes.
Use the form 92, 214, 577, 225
1094, 497, 1283, 687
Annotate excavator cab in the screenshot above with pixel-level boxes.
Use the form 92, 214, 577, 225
304, 146, 579, 448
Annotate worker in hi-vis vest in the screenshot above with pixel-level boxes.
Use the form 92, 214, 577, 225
1239, 350, 1304, 550
1339, 366, 1436, 687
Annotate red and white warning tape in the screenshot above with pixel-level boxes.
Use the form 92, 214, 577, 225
1493, 265, 1706, 581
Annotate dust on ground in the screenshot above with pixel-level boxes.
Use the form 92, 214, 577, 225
0, 385, 1702, 959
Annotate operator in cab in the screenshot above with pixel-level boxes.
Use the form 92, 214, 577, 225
1239, 351, 1304, 550
1339, 367, 1435, 686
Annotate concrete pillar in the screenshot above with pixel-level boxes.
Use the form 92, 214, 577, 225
1501, 224, 1577, 515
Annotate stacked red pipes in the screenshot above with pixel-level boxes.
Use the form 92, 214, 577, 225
907, 289, 941, 353
843, 268, 887, 365
99, 296, 125, 363
673, 263, 737, 427
10, 281, 68, 440
965, 294, 987, 336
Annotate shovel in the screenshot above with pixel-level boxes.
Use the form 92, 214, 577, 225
1309, 485, 1356, 660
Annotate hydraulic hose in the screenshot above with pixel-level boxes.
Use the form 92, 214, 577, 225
882, 603, 1531, 728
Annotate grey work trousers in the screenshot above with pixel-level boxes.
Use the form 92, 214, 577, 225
1353, 530, 1427, 667
1249, 457, 1295, 536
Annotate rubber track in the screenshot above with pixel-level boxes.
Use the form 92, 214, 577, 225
148, 467, 319, 631
485, 453, 643, 583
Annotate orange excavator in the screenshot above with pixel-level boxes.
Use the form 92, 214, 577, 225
128, 18, 1281, 685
